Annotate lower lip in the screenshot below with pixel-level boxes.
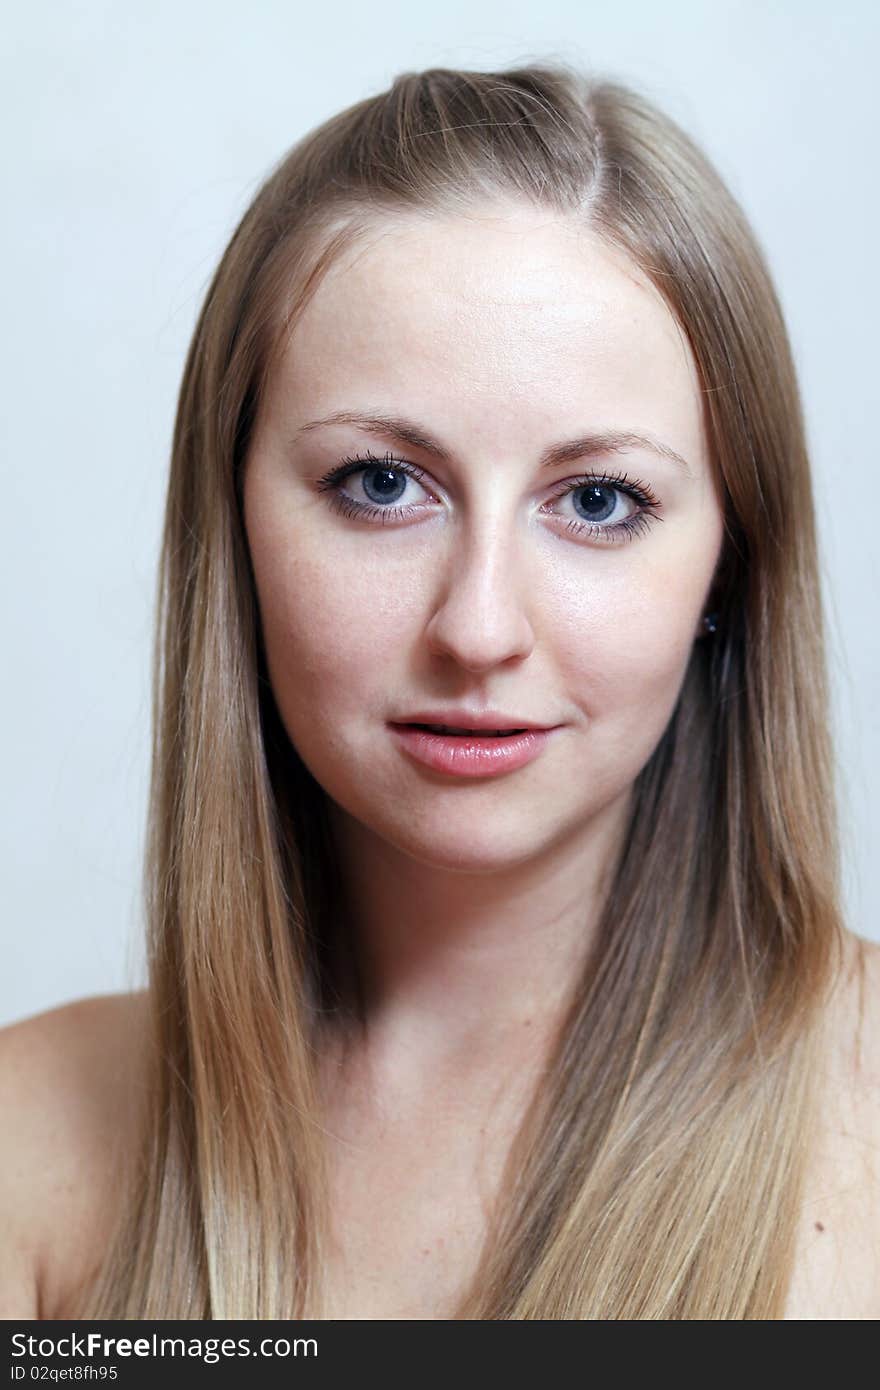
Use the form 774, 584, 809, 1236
388, 724, 559, 778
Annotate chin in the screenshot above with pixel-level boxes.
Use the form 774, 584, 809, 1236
376, 816, 563, 876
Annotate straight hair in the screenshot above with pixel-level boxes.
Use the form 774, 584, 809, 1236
75, 61, 845, 1319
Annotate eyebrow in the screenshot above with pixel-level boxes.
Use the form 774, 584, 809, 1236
294, 410, 693, 475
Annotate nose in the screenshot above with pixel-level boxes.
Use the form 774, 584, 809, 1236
423, 522, 536, 672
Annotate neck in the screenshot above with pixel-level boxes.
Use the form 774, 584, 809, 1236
321, 787, 631, 1093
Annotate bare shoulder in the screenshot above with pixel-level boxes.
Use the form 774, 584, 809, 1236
825, 930, 880, 1121
785, 931, 880, 1318
0, 990, 150, 1318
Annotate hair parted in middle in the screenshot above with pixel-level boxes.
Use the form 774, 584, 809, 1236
73, 61, 843, 1321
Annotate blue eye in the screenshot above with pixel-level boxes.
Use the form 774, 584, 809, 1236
315, 447, 662, 545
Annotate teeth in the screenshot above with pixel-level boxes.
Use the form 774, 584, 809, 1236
421, 724, 522, 736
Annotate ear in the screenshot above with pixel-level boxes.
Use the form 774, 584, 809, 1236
696, 587, 722, 640
696, 563, 726, 640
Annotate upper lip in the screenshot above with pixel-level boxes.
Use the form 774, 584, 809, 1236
391, 709, 558, 731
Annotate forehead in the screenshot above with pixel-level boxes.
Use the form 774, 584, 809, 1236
270, 206, 706, 468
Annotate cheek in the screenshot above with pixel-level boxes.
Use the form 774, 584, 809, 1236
550, 560, 706, 777
251, 536, 405, 728
562, 612, 694, 727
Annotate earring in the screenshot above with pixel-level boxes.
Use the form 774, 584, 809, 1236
702, 611, 719, 635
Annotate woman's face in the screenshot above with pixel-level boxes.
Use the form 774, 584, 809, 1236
243, 206, 725, 872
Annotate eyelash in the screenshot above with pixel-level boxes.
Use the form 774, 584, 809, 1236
315, 447, 663, 545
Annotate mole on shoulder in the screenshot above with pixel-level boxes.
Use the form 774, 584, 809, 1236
814, 1221, 825, 1233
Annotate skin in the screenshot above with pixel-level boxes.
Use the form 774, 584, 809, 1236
2, 205, 878, 1322
242, 204, 726, 1112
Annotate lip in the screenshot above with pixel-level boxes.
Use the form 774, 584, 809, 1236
394, 708, 555, 732
388, 723, 560, 778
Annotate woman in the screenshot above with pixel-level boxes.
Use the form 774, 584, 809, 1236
1, 62, 877, 1320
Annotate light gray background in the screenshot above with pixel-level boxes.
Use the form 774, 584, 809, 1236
2, 1, 877, 1028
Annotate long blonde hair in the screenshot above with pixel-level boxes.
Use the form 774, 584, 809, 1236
75, 61, 844, 1318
